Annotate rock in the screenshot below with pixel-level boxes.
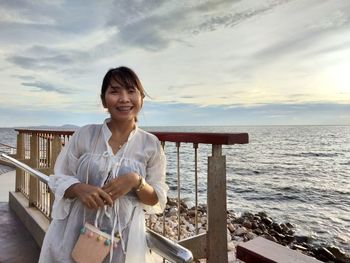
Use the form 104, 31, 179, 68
198, 228, 206, 234
259, 223, 267, 232
253, 228, 264, 235
234, 227, 248, 236
246, 232, 256, 240
286, 228, 294, 235
227, 223, 235, 233
261, 217, 273, 226
168, 207, 177, 216
316, 247, 336, 261
227, 229, 232, 242
234, 217, 244, 224
242, 212, 254, 220
326, 246, 350, 263
280, 223, 289, 233
251, 221, 259, 229
232, 236, 244, 242
253, 215, 261, 221
188, 210, 196, 217
284, 234, 294, 243
263, 234, 278, 243
257, 211, 268, 218
227, 241, 236, 251
242, 219, 252, 229
292, 244, 308, 251
294, 235, 311, 244
150, 214, 158, 224
147, 201, 349, 263
272, 222, 283, 233
270, 229, 285, 240
167, 197, 177, 206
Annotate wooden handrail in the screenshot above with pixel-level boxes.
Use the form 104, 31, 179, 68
15, 128, 74, 136
151, 132, 248, 145
15, 128, 249, 145
0, 142, 17, 149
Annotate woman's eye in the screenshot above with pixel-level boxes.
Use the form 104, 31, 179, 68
110, 88, 119, 94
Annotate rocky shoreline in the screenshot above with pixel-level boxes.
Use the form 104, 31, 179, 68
146, 198, 350, 263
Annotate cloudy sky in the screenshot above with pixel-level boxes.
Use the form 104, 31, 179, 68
0, 0, 349, 127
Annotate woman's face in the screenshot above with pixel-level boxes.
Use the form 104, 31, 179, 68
103, 78, 142, 123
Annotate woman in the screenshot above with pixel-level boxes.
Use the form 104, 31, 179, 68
39, 66, 168, 263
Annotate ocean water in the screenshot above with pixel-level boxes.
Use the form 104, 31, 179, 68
0, 126, 349, 253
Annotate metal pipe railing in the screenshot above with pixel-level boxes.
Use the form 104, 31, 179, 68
0, 153, 193, 263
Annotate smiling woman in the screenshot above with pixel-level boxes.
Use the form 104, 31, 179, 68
38, 66, 168, 263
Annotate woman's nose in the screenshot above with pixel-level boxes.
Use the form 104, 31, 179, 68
118, 90, 130, 102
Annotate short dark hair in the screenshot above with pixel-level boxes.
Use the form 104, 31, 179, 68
100, 66, 145, 107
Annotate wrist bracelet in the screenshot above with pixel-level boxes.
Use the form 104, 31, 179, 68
135, 176, 145, 192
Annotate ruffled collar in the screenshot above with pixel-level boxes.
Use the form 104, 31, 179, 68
102, 118, 138, 156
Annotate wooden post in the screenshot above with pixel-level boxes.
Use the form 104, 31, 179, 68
48, 135, 61, 216
15, 132, 25, 192
29, 133, 39, 207
50, 135, 62, 172
207, 144, 228, 263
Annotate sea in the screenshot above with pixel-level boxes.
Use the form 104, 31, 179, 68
0, 125, 349, 253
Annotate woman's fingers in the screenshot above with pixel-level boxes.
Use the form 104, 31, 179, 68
93, 193, 105, 207
85, 198, 98, 209
98, 189, 113, 206
102, 174, 138, 200
75, 183, 113, 208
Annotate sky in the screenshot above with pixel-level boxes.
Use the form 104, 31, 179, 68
0, 0, 349, 127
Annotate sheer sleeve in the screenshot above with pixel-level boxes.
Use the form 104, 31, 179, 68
143, 139, 168, 214
48, 128, 83, 220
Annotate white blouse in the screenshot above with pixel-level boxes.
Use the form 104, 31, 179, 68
39, 119, 168, 263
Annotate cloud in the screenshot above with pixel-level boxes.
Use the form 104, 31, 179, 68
6, 45, 92, 71
195, 0, 293, 33
21, 81, 74, 94
103, 0, 295, 52
11, 74, 35, 80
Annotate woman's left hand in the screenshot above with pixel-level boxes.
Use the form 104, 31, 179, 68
102, 172, 139, 200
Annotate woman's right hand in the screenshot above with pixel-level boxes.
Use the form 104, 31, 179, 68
65, 183, 113, 209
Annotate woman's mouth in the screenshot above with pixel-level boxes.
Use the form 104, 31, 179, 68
116, 106, 133, 112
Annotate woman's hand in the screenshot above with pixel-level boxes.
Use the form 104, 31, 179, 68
102, 172, 139, 201
66, 183, 113, 209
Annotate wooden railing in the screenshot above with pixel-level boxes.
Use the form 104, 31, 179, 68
0, 142, 17, 155
12, 128, 249, 263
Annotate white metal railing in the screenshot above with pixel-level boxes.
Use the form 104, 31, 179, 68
1, 153, 193, 263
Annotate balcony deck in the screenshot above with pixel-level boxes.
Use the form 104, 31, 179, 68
0, 167, 39, 262
0, 202, 40, 263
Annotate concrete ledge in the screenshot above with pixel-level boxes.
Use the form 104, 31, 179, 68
237, 237, 321, 263
9, 191, 49, 247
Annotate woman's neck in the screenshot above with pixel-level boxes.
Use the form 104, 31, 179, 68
107, 119, 136, 137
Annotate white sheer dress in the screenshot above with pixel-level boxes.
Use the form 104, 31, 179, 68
39, 119, 168, 263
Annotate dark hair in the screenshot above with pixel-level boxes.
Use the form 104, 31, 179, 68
100, 66, 146, 107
